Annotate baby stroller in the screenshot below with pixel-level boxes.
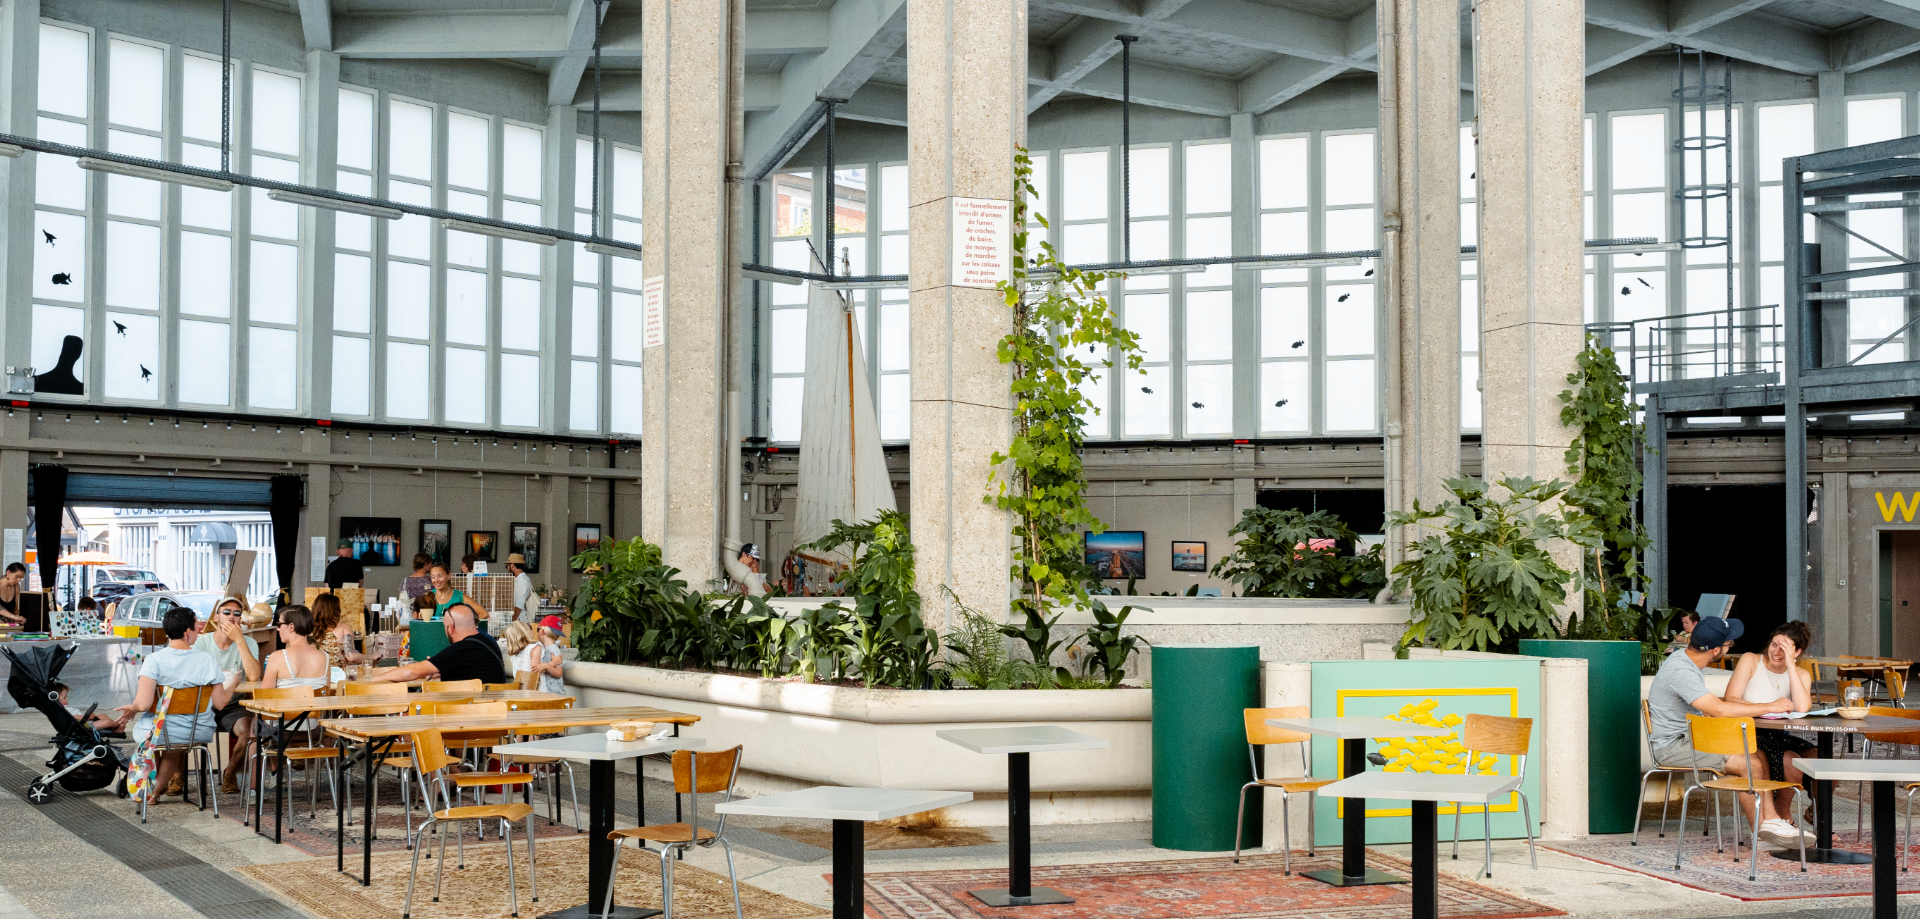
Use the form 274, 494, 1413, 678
4, 643, 128, 804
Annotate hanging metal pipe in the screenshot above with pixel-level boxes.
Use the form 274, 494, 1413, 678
823, 101, 837, 277
1118, 35, 1138, 263
1376, 0, 1405, 587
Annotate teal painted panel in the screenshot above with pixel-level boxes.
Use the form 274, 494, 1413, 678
1308, 659, 1543, 846
1520, 639, 1641, 834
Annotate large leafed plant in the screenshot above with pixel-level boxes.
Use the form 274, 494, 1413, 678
1558, 340, 1657, 662
1211, 507, 1386, 599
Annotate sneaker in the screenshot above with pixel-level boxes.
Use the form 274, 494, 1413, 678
1758, 819, 1803, 848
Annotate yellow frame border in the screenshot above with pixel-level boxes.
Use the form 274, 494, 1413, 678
1333, 687, 1524, 818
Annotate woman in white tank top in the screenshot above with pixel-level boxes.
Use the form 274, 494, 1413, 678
1725, 621, 1816, 830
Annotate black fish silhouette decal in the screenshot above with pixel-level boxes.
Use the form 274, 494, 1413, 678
51, 272, 70, 285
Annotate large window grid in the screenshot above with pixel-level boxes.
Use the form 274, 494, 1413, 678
1256, 134, 1310, 435
246, 65, 303, 412
383, 95, 434, 421
1321, 131, 1379, 434
1842, 96, 1912, 369
570, 135, 605, 433
765, 170, 812, 443
876, 162, 910, 441
1756, 101, 1816, 378
607, 142, 642, 437
331, 85, 376, 417
31, 23, 94, 405
1604, 111, 1671, 378
1121, 145, 1172, 438
1461, 125, 1482, 432
1183, 141, 1234, 437
103, 37, 166, 405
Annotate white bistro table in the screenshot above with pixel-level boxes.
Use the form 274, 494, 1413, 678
493, 733, 706, 919
1317, 771, 1522, 919
1268, 716, 1453, 887
937, 726, 1108, 906
1793, 758, 1920, 919
716, 787, 972, 919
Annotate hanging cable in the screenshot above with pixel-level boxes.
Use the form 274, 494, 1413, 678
592, 0, 605, 236
222, 0, 232, 173
1118, 35, 1138, 264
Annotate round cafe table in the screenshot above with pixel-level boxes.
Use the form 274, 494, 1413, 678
1755, 712, 1917, 863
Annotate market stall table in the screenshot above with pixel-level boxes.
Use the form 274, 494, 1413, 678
493, 732, 706, 919
936, 726, 1107, 906
323, 705, 700, 886
1267, 716, 1453, 887
1792, 759, 1919, 919
715, 787, 972, 919
1755, 713, 1918, 864
1315, 771, 1522, 919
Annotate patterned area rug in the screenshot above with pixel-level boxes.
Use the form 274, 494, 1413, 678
239, 836, 827, 919
857, 852, 1563, 919
1545, 829, 1913, 900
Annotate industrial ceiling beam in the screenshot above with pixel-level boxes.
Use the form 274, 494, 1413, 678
1236, 55, 1351, 114
332, 10, 638, 59
1833, 19, 1920, 70
1026, 0, 1203, 112
548, 0, 610, 107
835, 83, 909, 126
1068, 57, 1238, 116
297, 0, 332, 52
742, 0, 908, 178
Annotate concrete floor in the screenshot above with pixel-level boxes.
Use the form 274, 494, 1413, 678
0, 709, 1911, 919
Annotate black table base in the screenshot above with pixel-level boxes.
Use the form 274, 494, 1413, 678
968, 751, 1078, 907
1303, 737, 1405, 888
538, 758, 662, 919
1771, 731, 1873, 865
833, 819, 865, 919
1410, 801, 1438, 919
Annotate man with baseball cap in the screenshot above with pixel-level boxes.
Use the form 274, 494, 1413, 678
1646, 615, 1807, 845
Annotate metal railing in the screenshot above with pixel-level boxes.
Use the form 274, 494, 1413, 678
1587, 303, 1783, 389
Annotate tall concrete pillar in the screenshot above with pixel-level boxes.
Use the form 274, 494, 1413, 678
906, 0, 1023, 628
639, 0, 742, 582
0, 0, 40, 385
302, 51, 341, 419
1474, 0, 1583, 486
1380, 0, 1460, 575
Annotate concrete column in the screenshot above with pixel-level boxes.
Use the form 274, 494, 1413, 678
1539, 657, 1588, 840
1380, 0, 1460, 575
1261, 661, 1313, 853
0, 0, 38, 386
544, 105, 577, 437
1815, 72, 1847, 370
303, 51, 341, 419
639, 0, 739, 582
906, 0, 1023, 629
1474, 0, 1583, 483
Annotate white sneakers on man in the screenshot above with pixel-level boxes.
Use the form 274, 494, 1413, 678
1758, 818, 1810, 848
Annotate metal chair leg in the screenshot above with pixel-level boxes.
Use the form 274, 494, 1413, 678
600, 839, 623, 919
720, 837, 744, 919
1661, 772, 1676, 838
660, 843, 676, 919
1481, 808, 1493, 879
1233, 783, 1251, 863
1452, 801, 1463, 859
1633, 771, 1653, 845
1520, 792, 1538, 869
434, 819, 449, 901
404, 817, 434, 919
1279, 791, 1292, 875
1674, 787, 1694, 870
527, 814, 539, 903
504, 820, 520, 918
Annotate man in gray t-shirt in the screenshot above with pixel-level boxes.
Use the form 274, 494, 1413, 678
1645, 616, 1806, 845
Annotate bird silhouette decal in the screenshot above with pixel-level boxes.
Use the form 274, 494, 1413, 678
1637, 277, 1653, 288
1274, 399, 1289, 407
138, 364, 152, 382
1291, 340, 1304, 349
1621, 286, 1631, 295
41, 230, 55, 246
1364, 268, 1374, 277
1190, 401, 1204, 409
51, 272, 71, 285
1141, 386, 1153, 394
1337, 293, 1351, 302
112, 321, 127, 336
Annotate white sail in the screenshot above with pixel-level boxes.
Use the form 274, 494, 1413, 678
795, 281, 897, 556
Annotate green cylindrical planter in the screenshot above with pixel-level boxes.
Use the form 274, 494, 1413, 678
1152, 644, 1261, 851
1518, 638, 1642, 834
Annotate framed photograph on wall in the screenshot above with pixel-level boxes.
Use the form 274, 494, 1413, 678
339, 517, 403, 566
510, 522, 542, 573
419, 519, 452, 568
467, 530, 499, 563
1171, 540, 1208, 572
1084, 530, 1146, 579
572, 524, 602, 570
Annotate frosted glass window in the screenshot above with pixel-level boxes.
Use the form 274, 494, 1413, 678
1124, 365, 1170, 436
31, 305, 86, 387
1127, 294, 1170, 363
106, 130, 163, 220
770, 239, 807, 304
1260, 287, 1310, 357
575, 138, 598, 210
501, 353, 541, 428
1324, 208, 1375, 252
1686, 266, 1737, 313
1186, 290, 1233, 361
1462, 125, 1479, 193
1681, 107, 1738, 187
611, 236, 644, 289
1851, 205, 1904, 258
879, 301, 910, 372
446, 221, 489, 268
770, 311, 807, 374
503, 125, 543, 200
573, 222, 601, 284
1262, 210, 1308, 256
501, 276, 541, 347
179, 321, 232, 406
1029, 155, 1049, 226
35, 118, 88, 210
1079, 357, 1110, 439
1758, 104, 1815, 183
34, 212, 85, 302
1063, 151, 1108, 220
252, 70, 302, 156
248, 242, 299, 324
881, 236, 909, 275
1461, 354, 1482, 429
390, 100, 434, 180
444, 269, 487, 346
108, 40, 163, 131
182, 56, 227, 143
1261, 361, 1308, 432
1186, 144, 1232, 213
249, 156, 301, 239
447, 188, 489, 223
572, 286, 600, 357
1611, 114, 1666, 189
386, 342, 430, 419
879, 374, 910, 441
1849, 98, 1904, 147
614, 146, 644, 217
388, 262, 431, 339
104, 312, 158, 400
1325, 360, 1376, 430
1127, 221, 1169, 288
1326, 285, 1375, 356
335, 171, 373, 250
248, 327, 298, 409
501, 201, 544, 275
106, 222, 160, 310
1185, 216, 1232, 287
1260, 137, 1308, 209
1460, 201, 1478, 248
610, 363, 643, 436
1324, 134, 1375, 206
448, 113, 490, 190
611, 292, 642, 362
881, 165, 908, 231
1186, 364, 1232, 435
1127, 147, 1170, 217
1759, 185, 1784, 260
767, 377, 802, 441
1064, 223, 1108, 265
180, 143, 233, 230
388, 181, 432, 260
443, 349, 487, 423
570, 360, 600, 430
38, 25, 89, 118
180, 232, 232, 318
330, 335, 369, 415
331, 255, 371, 333
1612, 192, 1665, 241
338, 88, 374, 171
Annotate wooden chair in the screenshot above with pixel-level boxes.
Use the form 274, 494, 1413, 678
603, 746, 745, 919
502, 698, 582, 830
248, 686, 340, 824
424, 679, 484, 693
402, 729, 538, 919
1449, 714, 1538, 878
1854, 707, 1920, 839
1676, 715, 1808, 881
519, 669, 540, 691
139, 684, 221, 823
1636, 699, 1726, 845
1884, 669, 1908, 708
1233, 706, 1336, 873
485, 682, 520, 692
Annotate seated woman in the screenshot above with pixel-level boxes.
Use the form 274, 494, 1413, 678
417, 564, 488, 622
1724, 620, 1817, 845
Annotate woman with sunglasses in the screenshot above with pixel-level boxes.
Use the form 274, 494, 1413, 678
191, 596, 261, 793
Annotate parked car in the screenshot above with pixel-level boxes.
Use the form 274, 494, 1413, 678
90, 579, 166, 608
112, 590, 226, 632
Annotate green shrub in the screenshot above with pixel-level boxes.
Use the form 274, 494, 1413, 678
1210, 507, 1386, 599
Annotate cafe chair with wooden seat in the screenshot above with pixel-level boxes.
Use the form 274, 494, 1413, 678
485, 682, 520, 692
602, 746, 745, 919
1856, 707, 1920, 841
402, 729, 539, 919
1637, 700, 1727, 845
424, 679, 485, 693
1448, 714, 1537, 879
502, 698, 582, 830
1233, 706, 1337, 873
248, 686, 340, 822
1675, 714, 1809, 881
138, 684, 221, 824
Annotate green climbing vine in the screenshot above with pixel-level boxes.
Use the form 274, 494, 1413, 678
1557, 339, 1654, 649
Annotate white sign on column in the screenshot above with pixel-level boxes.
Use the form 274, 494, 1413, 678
642, 276, 665, 348
950, 197, 1012, 289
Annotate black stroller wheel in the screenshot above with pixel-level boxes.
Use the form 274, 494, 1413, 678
25, 781, 49, 805
115, 774, 128, 799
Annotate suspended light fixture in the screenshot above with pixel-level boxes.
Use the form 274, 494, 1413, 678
584, 241, 642, 260
0, 143, 21, 158
742, 266, 805, 286
77, 157, 234, 191
269, 189, 403, 220
439, 218, 558, 246
1233, 255, 1367, 270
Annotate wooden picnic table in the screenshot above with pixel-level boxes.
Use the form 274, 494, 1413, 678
320, 704, 700, 887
